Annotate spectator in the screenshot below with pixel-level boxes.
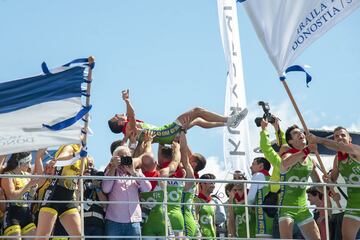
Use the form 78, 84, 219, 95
35, 144, 85, 240
227, 182, 256, 238
247, 157, 273, 238
83, 157, 107, 240
102, 145, 151, 240
307, 186, 331, 240
195, 173, 217, 239
308, 126, 360, 240
1, 150, 44, 239
108, 89, 248, 145
279, 125, 321, 240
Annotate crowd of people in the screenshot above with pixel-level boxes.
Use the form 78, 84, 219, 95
0, 89, 359, 240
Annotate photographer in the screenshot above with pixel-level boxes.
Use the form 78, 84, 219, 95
102, 146, 151, 240
83, 157, 107, 239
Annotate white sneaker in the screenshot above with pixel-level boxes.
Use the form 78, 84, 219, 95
227, 108, 248, 128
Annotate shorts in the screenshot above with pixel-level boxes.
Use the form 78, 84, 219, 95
3, 205, 36, 236
41, 185, 78, 217
142, 207, 173, 237
279, 206, 313, 226
168, 209, 184, 232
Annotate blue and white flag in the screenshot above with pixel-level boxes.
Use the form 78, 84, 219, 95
0, 59, 93, 155
218, 0, 252, 179
239, 0, 360, 75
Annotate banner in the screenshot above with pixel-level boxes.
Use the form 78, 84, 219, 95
0, 60, 92, 155
239, 0, 360, 75
218, 0, 252, 178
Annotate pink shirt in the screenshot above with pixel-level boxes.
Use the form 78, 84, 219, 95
102, 168, 151, 223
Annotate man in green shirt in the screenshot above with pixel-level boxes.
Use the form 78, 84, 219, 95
194, 174, 217, 239
108, 89, 248, 145
308, 126, 360, 240
279, 125, 321, 240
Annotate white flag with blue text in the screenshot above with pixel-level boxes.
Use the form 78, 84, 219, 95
0, 60, 92, 155
239, 0, 360, 75
218, 0, 252, 178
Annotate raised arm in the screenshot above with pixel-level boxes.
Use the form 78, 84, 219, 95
34, 148, 46, 175
122, 89, 136, 131
179, 133, 195, 191
160, 142, 181, 177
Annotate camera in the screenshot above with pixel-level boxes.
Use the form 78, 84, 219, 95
120, 156, 133, 166
254, 101, 276, 127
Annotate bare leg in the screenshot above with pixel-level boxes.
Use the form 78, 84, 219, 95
342, 216, 360, 240
35, 209, 57, 240
59, 211, 81, 240
176, 107, 228, 127
299, 220, 321, 240
279, 218, 294, 239
187, 118, 225, 130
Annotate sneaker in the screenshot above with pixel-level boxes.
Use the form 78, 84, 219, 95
227, 108, 248, 128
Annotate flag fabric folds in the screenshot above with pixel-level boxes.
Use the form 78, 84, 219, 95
0, 59, 93, 155
239, 0, 360, 75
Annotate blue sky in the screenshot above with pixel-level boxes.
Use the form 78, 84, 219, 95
1, 1, 359, 172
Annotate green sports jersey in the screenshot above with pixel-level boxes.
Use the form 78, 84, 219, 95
338, 156, 360, 217
255, 175, 273, 236
141, 189, 169, 237
232, 200, 256, 238
280, 157, 313, 207
138, 122, 182, 145
181, 191, 199, 237
167, 180, 185, 231
194, 197, 216, 239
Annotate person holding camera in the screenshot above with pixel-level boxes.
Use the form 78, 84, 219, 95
102, 145, 151, 240
83, 157, 107, 239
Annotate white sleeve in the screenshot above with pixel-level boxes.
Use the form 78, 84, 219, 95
247, 173, 266, 205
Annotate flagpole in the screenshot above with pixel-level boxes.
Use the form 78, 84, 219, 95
79, 56, 94, 239
281, 80, 327, 175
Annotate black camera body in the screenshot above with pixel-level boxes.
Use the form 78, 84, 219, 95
120, 156, 133, 166
255, 101, 276, 127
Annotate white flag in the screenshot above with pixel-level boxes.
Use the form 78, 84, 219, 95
218, 0, 252, 178
0, 59, 92, 155
240, 0, 360, 75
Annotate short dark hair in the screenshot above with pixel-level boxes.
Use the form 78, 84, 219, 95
334, 126, 348, 134
108, 119, 123, 134
161, 146, 173, 160
225, 183, 234, 197
110, 140, 123, 155
285, 124, 300, 148
192, 153, 206, 172
254, 157, 271, 171
4, 152, 31, 172
306, 186, 323, 200
200, 173, 216, 180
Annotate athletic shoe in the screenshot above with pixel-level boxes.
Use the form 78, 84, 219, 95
227, 108, 248, 128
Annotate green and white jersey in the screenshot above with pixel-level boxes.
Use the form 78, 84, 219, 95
232, 199, 256, 238
338, 156, 360, 214
166, 180, 185, 231
181, 191, 199, 237
194, 197, 216, 239
138, 122, 182, 145
255, 175, 273, 237
280, 156, 313, 208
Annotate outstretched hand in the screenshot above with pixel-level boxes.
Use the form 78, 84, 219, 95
122, 89, 130, 102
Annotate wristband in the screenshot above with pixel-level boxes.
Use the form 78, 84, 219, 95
129, 143, 137, 150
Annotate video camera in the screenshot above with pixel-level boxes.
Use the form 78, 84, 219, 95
254, 101, 276, 127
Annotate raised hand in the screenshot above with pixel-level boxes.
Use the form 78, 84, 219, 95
122, 89, 130, 102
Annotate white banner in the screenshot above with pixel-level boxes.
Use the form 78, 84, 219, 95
240, 0, 360, 75
218, 0, 252, 178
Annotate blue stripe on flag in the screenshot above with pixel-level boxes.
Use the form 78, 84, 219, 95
0, 66, 85, 114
